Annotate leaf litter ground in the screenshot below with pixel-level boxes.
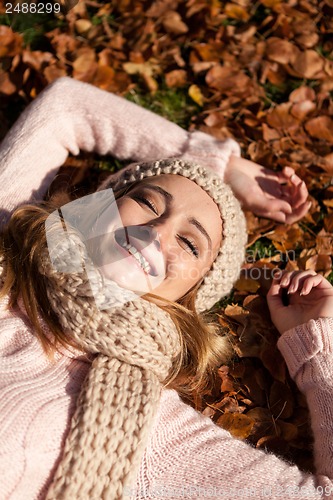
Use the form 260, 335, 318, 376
1, 0, 333, 473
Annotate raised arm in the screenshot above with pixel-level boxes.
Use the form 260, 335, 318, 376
0, 77, 239, 227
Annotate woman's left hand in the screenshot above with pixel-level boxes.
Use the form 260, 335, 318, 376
267, 270, 333, 335
224, 155, 311, 223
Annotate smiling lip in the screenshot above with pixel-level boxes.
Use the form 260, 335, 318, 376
114, 234, 157, 276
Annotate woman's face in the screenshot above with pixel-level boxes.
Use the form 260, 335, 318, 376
88, 174, 223, 302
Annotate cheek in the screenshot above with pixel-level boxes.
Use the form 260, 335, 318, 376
116, 199, 143, 225
167, 249, 206, 284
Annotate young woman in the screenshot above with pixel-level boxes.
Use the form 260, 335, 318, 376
0, 77, 332, 500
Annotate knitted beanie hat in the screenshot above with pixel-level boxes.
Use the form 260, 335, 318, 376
98, 158, 247, 313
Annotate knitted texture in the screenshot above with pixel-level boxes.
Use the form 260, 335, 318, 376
98, 158, 247, 313
41, 159, 246, 497
15, 225, 181, 500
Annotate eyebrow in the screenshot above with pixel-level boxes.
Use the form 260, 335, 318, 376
139, 184, 212, 251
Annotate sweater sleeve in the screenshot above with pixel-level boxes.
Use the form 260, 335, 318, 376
0, 77, 240, 228
277, 317, 333, 488
129, 318, 333, 499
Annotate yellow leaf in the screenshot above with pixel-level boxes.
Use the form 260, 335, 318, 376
217, 413, 254, 439
188, 84, 204, 106
234, 276, 260, 293
225, 3, 250, 21
260, 0, 281, 7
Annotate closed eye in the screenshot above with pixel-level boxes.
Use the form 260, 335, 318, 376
133, 195, 158, 215
178, 235, 199, 258
133, 194, 199, 257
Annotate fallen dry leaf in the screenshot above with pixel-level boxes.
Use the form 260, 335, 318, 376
217, 413, 255, 439
305, 116, 333, 143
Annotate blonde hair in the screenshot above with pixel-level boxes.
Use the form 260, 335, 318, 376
0, 186, 231, 399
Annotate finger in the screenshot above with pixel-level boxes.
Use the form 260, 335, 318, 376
267, 270, 292, 308
268, 198, 293, 215
267, 278, 284, 308
287, 270, 317, 294
284, 200, 312, 224
277, 166, 295, 183
289, 177, 309, 209
280, 271, 299, 288
300, 274, 323, 295
254, 198, 293, 221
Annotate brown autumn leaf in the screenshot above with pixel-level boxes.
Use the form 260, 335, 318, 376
305, 254, 332, 276
260, 0, 282, 7
256, 436, 290, 456
266, 224, 304, 252
22, 50, 55, 72
217, 413, 255, 439
0, 26, 22, 58
289, 86, 316, 103
323, 212, 333, 233
290, 100, 316, 121
260, 344, 286, 383
266, 102, 300, 130
93, 65, 116, 91
278, 421, 298, 441
262, 123, 281, 141
162, 11, 189, 35
305, 116, 333, 143
218, 365, 236, 392
316, 228, 333, 253
291, 50, 325, 79
224, 3, 250, 21
44, 65, 67, 83
73, 48, 97, 82
234, 276, 260, 293
265, 38, 298, 65
246, 407, 276, 441
192, 43, 222, 62
0, 71, 17, 95
224, 304, 249, 326
165, 69, 187, 88
206, 65, 251, 94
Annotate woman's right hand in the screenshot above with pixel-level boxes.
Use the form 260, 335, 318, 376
267, 270, 333, 335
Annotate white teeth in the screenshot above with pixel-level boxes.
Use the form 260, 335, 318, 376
121, 242, 151, 274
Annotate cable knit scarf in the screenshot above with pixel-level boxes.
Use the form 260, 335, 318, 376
0, 224, 181, 499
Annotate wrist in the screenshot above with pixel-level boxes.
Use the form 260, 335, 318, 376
277, 317, 333, 382
184, 132, 241, 180
223, 154, 240, 184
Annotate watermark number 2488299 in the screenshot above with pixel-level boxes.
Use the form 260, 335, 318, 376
5, 3, 61, 14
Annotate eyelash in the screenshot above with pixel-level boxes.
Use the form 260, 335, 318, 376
133, 195, 200, 258
134, 195, 158, 214
178, 235, 199, 258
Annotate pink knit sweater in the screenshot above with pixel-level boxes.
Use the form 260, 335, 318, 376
0, 78, 333, 500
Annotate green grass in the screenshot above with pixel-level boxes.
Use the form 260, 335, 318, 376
1, 11, 64, 50
125, 84, 200, 129
246, 238, 278, 262
93, 156, 128, 173
262, 79, 319, 107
